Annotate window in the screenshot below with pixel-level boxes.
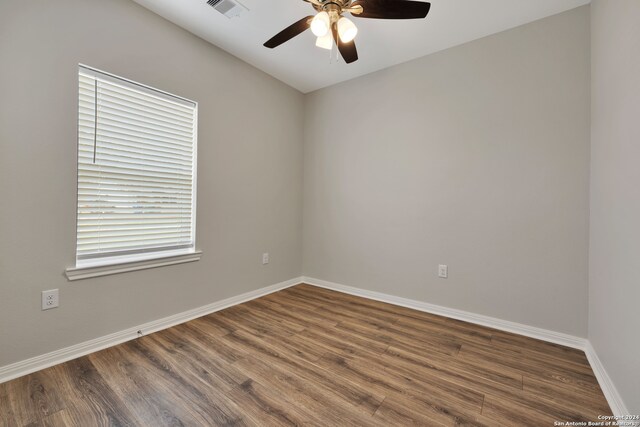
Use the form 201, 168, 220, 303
71, 65, 198, 275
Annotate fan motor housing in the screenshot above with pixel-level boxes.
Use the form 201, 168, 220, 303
313, 0, 350, 13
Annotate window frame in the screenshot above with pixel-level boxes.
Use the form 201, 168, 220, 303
66, 65, 200, 280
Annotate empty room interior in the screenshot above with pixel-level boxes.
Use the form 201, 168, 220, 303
1, 0, 639, 425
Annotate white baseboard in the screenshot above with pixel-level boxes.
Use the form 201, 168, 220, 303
0, 277, 302, 384
585, 342, 632, 419
302, 276, 634, 418
302, 276, 587, 349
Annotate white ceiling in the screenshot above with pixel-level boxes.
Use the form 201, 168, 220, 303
132, 0, 589, 93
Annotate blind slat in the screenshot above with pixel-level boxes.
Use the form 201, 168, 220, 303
78, 137, 193, 165
78, 236, 193, 251
78, 169, 193, 188
78, 125, 194, 155
89, 107, 193, 140
80, 75, 194, 117
79, 151, 193, 175
80, 118, 193, 147
77, 241, 192, 255
81, 78, 194, 117
94, 102, 194, 135
78, 213, 192, 220
79, 193, 192, 202
79, 162, 193, 181
80, 224, 192, 233
79, 230, 192, 242
79, 92, 195, 127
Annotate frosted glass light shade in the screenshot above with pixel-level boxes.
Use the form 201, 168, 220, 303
311, 12, 330, 37
316, 33, 333, 50
337, 17, 357, 42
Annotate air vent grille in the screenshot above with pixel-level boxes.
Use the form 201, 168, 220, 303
206, 0, 247, 18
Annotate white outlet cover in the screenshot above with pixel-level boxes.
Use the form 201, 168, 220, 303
438, 265, 448, 279
41, 289, 59, 310
262, 253, 269, 265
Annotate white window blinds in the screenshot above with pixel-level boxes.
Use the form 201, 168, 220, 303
76, 66, 197, 266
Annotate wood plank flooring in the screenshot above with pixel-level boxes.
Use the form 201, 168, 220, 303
0, 284, 612, 426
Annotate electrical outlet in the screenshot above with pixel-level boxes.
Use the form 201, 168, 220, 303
42, 289, 59, 310
262, 252, 269, 265
438, 264, 448, 279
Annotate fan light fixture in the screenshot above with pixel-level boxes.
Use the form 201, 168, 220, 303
314, 13, 357, 45
310, 11, 330, 37
337, 17, 357, 42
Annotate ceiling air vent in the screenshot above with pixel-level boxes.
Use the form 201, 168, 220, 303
206, 0, 248, 18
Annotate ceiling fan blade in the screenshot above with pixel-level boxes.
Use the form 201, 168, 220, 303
339, 40, 358, 64
351, 0, 431, 19
264, 16, 314, 48
331, 22, 359, 64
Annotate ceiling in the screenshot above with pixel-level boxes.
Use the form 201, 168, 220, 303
131, 0, 589, 93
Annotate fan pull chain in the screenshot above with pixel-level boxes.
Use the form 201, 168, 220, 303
330, 35, 339, 64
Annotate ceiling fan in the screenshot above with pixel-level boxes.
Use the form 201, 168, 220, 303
263, 0, 432, 64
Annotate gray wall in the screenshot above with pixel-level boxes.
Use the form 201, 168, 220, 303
0, 0, 304, 367
590, 0, 640, 414
303, 6, 591, 336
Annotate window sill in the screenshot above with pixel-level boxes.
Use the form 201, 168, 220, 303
65, 250, 202, 281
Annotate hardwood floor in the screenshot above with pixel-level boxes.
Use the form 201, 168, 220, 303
0, 284, 611, 426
